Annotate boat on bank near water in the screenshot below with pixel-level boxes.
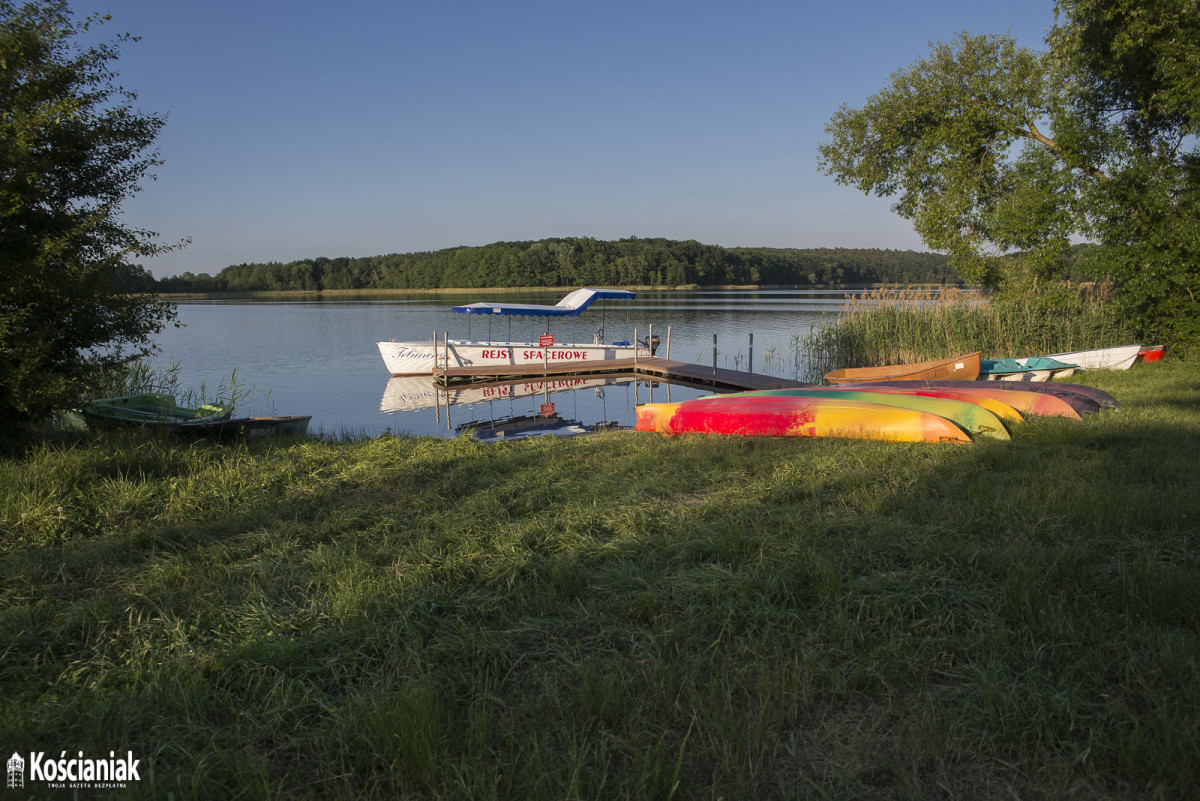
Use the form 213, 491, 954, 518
824, 352, 981, 385
1040, 344, 1141, 371
376, 288, 654, 376
979, 356, 1078, 382
81, 393, 232, 430
860, 379, 1119, 411
635, 395, 973, 443
172, 415, 312, 439
698, 387, 1011, 440
1137, 345, 1167, 363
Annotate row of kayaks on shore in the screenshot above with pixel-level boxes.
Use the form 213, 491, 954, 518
635, 380, 1121, 444
824, 344, 1163, 384
77, 393, 311, 438
634, 344, 1148, 443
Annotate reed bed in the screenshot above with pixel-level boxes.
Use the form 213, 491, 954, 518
794, 286, 1135, 382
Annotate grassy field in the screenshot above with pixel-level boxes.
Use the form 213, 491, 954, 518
2, 360, 1198, 799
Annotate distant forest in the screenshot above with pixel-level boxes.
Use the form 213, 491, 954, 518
154, 238, 962, 292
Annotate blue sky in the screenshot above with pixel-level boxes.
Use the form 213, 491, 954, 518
74, 0, 1060, 278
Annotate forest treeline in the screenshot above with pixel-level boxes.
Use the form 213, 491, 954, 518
153, 238, 963, 292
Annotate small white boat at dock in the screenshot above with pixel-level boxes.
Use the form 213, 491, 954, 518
377, 289, 654, 376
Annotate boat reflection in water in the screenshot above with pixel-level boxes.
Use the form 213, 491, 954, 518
380, 373, 694, 439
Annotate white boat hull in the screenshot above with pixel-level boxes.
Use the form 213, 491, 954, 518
983, 369, 1055, 382
982, 367, 1077, 382
1042, 345, 1141, 371
377, 340, 649, 376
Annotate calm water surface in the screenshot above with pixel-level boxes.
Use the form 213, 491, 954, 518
150, 289, 850, 438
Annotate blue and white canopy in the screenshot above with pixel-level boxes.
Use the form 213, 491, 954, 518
451, 288, 635, 317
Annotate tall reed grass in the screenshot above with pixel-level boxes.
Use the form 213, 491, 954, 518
794, 286, 1136, 382
88, 359, 264, 415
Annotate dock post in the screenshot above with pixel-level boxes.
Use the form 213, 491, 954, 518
443, 331, 449, 387
648, 324, 653, 362
666, 325, 672, 360
749, 333, 753, 374
634, 328, 638, 364
712, 334, 717, 375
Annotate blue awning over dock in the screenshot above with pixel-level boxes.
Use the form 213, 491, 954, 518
451, 288, 635, 318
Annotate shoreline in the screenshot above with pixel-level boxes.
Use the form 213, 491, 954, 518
152, 282, 964, 301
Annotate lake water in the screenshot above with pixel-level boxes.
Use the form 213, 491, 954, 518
149, 289, 855, 438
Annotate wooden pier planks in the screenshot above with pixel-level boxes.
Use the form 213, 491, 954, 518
433, 357, 804, 392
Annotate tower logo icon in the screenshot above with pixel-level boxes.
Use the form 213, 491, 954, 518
6, 752, 24, 789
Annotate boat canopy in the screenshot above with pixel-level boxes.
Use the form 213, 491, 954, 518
451, 288, 635, 317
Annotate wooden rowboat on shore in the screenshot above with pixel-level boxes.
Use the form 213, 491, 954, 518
824, 352, 981, 385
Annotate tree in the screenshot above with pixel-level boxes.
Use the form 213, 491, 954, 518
1, 1, 180, 422
817, 0, 1199, 344
1049, 0, 1200, 343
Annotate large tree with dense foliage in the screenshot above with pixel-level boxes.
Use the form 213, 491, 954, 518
818, 0, 1199, 345
1, 1, 178, 422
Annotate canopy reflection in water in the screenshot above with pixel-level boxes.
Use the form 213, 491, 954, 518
380, 373, 711, 437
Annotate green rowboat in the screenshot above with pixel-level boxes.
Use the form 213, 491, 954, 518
81, 393, 233, 430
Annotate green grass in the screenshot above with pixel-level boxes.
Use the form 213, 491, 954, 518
2, 360, 1199, 799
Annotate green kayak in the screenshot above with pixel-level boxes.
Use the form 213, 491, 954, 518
81, 393, 233, 430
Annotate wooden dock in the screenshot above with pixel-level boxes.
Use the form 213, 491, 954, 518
433, 357, 804, 392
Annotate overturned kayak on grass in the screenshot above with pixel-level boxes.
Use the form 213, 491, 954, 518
696, 388, 1010, 440
635, 396, 973, 443
849, 384, 1081, 419
858, 380, 1118, 412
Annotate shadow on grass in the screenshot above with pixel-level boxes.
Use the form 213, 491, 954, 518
1, 397, 1198, 799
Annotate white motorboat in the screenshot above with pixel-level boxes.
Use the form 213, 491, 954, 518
377, 288, 653, 376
